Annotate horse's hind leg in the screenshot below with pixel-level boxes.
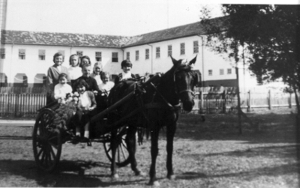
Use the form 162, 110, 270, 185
126, 126, 145, 176
166, 122, 176, 180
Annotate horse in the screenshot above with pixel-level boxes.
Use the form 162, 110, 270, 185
107, 55, 201, 186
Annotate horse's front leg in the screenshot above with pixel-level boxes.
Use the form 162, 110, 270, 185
149, 128, 160, 186
126, 127, 145, 176
110, 130, 119, 180
166, 121, 177, 180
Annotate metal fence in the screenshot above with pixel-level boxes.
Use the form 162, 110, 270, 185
0, 93, 46, 118
0, 86, 297, 118
192, 87, 296, 114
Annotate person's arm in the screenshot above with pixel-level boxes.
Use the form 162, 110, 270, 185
89, 77, 100, 96
54, 84, 64, 100
114, 74, 122, 84
88, 91, 97, 110
66, 84, 73, 95
47, 67, 54, 92
131, 73, 136, 79
92, 78, 100, 91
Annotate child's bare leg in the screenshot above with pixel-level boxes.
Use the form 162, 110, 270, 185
84, 122, 90, 138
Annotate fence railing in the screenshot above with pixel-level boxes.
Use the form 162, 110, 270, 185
0, 86, 47, 94
0, 86, 297, 118
0, 93, 47, 118
192, 87, 297, 113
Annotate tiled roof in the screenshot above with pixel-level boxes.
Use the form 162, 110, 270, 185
1, 16, 228, 48
0, 30, 132, 48
125, 16, 228, 47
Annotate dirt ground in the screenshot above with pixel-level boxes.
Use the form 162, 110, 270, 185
0, 108, 299, 187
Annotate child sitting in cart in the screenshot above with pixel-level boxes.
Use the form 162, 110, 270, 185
54, 73, 73, 104
114, 60, 136, 84
73, 79, 97, 141
97, 72, 114, 112
98, 72, 114, 95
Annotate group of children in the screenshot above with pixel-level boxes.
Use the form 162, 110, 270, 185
46, 52, 135, 141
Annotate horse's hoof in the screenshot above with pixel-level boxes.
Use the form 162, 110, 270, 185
111, 174, 119, 181
135, 171, 146, 177
168, 174, 176, 180
153, 181, 160, 187
148, 180, 160, 186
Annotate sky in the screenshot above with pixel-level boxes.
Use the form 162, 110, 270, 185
4, 0, 300, 36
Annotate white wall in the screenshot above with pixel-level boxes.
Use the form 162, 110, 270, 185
124, 36, 237, 80
124, 35, 258, 88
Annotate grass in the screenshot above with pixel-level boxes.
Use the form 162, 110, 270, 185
0, 109, 299, 187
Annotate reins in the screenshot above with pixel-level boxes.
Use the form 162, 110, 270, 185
178, 89, 195, 96
144, 82, 181, 111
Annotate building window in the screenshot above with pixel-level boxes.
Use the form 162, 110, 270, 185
95, 51, 102, 61
208, 70, 213, 76
227, 68, 232, 74
0, 48, 5, 59
135, 50, 139, 61
193, 41, 199, 53
220, 69, 224, 75
168, 45, 172, 57
145, 49, 149, 59
77, 51, 83, 57
180, 43, 185, 55
19, 49, 26, 60
38, 49, 45, 60
112, 52, 118, 62
156, 47, 160, 58
126, 52, 130, 60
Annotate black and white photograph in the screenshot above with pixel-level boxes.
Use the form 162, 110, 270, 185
0, 0, 299, 187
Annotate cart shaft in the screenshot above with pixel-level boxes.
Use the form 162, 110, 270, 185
91, 92, 135, 123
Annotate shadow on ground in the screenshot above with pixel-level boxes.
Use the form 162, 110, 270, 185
175, 113, 298, 144
0, 159, 145, 187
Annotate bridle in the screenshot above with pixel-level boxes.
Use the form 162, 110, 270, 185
174, 67, 196, 98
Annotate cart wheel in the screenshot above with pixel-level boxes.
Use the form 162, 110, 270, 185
103, 127, 130, 167
32, 109, 62, 172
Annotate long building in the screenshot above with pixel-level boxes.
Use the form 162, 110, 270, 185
0, 2, 257, 88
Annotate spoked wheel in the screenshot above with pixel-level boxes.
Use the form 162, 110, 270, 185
32, 109, 62, 172
103, 127, 130, 167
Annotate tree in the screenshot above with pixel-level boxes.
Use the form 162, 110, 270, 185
201, 5, 300, 112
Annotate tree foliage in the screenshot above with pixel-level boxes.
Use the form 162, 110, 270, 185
201, 5, 300, 88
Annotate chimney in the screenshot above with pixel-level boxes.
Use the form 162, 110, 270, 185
0, 0, 8, 41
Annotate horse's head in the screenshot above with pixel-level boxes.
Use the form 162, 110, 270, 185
171, 55, 201, 112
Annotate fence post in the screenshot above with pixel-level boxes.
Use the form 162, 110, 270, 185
200, 91, 204, 114
222, 90, 226, 113
268, 90, 272, 110
289, 93, 292, 108
14, 94, 18, 117
247, 90, 251, 112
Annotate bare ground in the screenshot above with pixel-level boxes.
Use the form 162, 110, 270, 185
0, 108, 299, 187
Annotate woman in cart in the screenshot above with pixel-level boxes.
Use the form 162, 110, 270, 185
46, 52, 69, 105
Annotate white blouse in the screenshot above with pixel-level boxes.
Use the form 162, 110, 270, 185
68, 66, 82, 80
79, 91, 92, 109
